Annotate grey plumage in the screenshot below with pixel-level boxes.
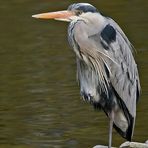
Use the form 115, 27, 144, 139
68, 4, 140, 141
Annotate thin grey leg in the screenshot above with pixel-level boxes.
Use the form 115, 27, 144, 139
108, 111, 114, 148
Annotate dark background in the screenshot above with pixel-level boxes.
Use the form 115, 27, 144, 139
0, 0, 147, 148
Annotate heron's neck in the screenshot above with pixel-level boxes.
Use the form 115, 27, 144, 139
81, 12, 106, 26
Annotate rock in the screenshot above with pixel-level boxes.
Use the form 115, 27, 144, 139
93, 141, 148, 148
120, 141, 148, 148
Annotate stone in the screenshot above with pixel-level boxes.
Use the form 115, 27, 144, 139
93, 141, 148, 148
120, 141, 148, 148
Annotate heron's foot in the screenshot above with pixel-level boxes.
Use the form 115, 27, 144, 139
93, 146, 106, 148
93, 145, 116, 148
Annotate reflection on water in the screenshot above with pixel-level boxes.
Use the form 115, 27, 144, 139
0, 0, 148, 148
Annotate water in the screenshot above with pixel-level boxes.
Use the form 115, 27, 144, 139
0, 0, 148, 148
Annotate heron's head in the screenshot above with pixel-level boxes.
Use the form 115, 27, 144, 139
32, 3, 98, 22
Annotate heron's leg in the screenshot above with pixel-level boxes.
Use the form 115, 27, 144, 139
108, 111, 114, 148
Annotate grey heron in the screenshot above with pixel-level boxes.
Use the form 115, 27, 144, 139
32, 3, 141, 148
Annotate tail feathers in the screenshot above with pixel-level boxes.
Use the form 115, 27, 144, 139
93, 100, 135, 141
113, 115, 134, 141
113, 99, 135, 141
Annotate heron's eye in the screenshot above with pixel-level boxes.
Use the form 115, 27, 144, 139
75, 10, 83, 16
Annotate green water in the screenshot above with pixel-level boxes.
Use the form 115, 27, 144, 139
0, 0, 147, 148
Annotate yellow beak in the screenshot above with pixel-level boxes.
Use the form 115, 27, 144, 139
32, 10, 74, 21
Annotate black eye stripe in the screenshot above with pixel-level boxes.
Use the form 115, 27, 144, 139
77, 5, 97, 13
